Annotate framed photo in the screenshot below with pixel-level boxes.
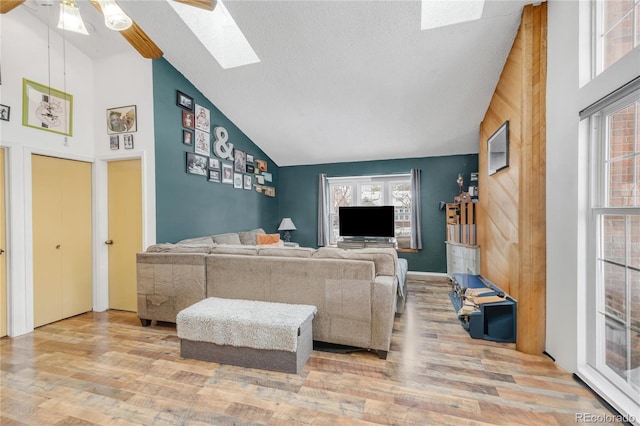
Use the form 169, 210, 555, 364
244, 174, 252, 190
256, 159, 267, 172
488, 120, 509, 175
123, 134, 134, 149
110, 135, 119, 150
182, 110, 195, 129
176, 90, 194, 112
221, 162, 233, 184
186, 152, 208, 176
106, 105, 136, 135
182, 129, 193, 146
234, 149, 246, 173
194, 104, 210, 133
233, 173, 243, 189
194, 129, 210, 156
246, 154, 254, 163
22, 79, 72, 136
0, 104, 10, 121
256, 175, 265, 185
264, 186, 276, 197
246, 164, 255, 174
263, 172, 272, 182
209, 157, 220, 170
208, 169, 220, 182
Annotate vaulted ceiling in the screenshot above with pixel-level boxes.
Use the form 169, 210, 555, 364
14, 0, 533, 166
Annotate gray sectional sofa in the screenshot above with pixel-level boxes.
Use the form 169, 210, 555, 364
136, 229, 406, 358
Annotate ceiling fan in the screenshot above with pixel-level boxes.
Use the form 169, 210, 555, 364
0, 0, 216, 59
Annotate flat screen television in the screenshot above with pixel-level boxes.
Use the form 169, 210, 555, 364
338, 206, 395, 238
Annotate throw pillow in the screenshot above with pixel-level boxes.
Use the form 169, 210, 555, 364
238, 228, 266, 245
256, 233, 281, 245
212, 233, 242, 245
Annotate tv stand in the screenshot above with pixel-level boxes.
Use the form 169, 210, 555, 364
337, 237, 397, 249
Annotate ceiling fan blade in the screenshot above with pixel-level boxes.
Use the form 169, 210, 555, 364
0, 0, 26, 14
89, 0, 163, 59
171, 0, 216, 12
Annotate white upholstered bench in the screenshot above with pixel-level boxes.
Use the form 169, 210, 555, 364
176, 297, 317, 374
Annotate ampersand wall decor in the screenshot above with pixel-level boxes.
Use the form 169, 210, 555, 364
213, 126, 234, 160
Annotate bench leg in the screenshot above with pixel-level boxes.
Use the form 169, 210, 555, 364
376, 350, 388, 360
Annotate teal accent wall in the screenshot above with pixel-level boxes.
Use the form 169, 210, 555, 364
278, 155, 478, 272
153, 58, 279, 243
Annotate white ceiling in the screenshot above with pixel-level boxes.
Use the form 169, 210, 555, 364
18, 0, 532, 166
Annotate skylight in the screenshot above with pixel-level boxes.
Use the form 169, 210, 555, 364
421, 0, 485, 30
167, 0, 260, 69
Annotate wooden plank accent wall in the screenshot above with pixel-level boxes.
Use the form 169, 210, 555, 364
477, 3, 547, 355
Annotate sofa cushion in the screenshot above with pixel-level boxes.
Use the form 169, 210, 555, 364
176, 236, 214, 246
258, 247, 316, 258
212, 233, 242, 245
312, 247, 398, 276
209, 244, 258, 256
256, 234, 281, 245
146, 243, 212, 253
238, 228, 266, 245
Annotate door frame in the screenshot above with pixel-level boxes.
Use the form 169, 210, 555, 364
95, 152, 153, 312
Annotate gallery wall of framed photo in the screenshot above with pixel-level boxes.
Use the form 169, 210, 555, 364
177, 89, 276, 197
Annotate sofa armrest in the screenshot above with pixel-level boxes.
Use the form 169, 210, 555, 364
371, 275, 398, 352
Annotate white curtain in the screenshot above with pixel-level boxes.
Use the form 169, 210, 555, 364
317, 173, 330, 246
410, 168, 422, 250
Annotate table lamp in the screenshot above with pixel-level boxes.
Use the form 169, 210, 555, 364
278, 218, 297, 242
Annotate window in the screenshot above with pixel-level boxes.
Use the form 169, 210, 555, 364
589, 90, 640, 401
595, 0, 640, 74
328, 174, 413, 247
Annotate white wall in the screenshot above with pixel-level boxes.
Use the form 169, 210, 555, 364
0, 8, 156, 335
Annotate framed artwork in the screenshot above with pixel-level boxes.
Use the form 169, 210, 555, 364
233, 173, 243, 189
256, 159, 267, 172
194, 129, 210, 156
247, 154, 254, 163
123, 134, 134, 149
110, 135, 119, 150
0, 104, 10, 121
22, 78, 72, 136
186, 152, 208, 176
234, 149, 246, 173
182, 129, 193, 146
488, 121, 509, 175
256, 175, 265, 184
182, 110, 195, 129
221, 162, 233, 184
209, 157, 220, 170
246, 164, 255, 174
263, 172, 273, 182
194, 104, 210, 133
106, 105, 136, 134
264, 186, 276, 197
176, 90, 194, 112
208, 169, 220, 182
244, 175, 252, 190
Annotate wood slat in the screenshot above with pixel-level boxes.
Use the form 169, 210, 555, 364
0, 0, 25, 14
0, 278, 617, 425
171, 0, 216, 12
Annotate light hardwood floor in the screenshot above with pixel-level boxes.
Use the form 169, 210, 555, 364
1, 278, 618, 425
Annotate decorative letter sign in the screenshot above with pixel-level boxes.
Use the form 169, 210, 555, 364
213, 126, 234, 160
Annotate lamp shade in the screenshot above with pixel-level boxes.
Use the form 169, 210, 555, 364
278, 218, 297, 231
57, 0, 89, 35
97, 0, 133, 31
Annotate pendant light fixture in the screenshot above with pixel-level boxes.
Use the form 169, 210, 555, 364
97, 0, 132, 31
57, 0, 88, 35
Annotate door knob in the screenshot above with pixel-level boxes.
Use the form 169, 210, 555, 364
105, 240, 114, 245
0, 249, 4, 254
55, 245, 61, 249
